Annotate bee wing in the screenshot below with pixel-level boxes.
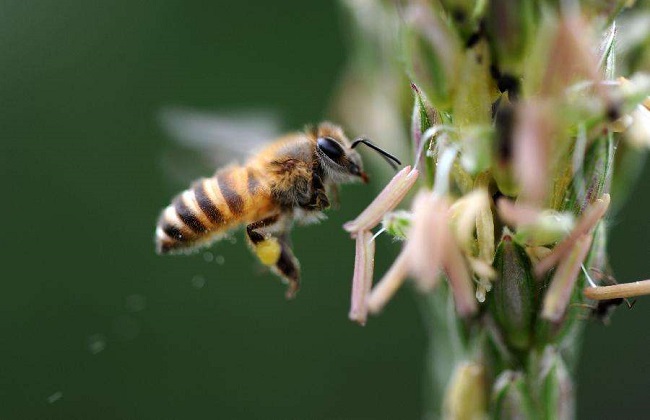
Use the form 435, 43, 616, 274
157, 106, 284, 186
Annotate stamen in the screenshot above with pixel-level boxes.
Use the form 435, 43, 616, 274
407, 192, 448, 291
542, 234, 593, 322
444, 238, 479, 317
467, 258, 496, 281
513, 102, 552, 205
366, 249, 411, 314
349, 230, 375, 326
433, 146, 459, 196
571, 124, 588, 205
627, 104, 650, 148
535, 194, 610, 277
476, 189, 495, 266
343, 166, 419, 233
497, 199, 541, 227
449, 189, 490, 250
498, 204, 575, 247
584, 279, 650, 301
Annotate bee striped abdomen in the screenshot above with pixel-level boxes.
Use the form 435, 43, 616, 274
174, 193, 208, 234
195, 180, 226, 225
217, 170, 244, 215
156, 166, 273, 254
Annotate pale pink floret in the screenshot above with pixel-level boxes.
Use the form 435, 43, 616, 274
535, 194, 610, 277
541, 17, 603, 99
496, 199, 544, 227
347, 166, 485, 320
349, 230, 375, 326
584, 279, 650, 301
343, 166, 419, 233
366, 250, 411, 314
365, 191, 447, 315
627, 104, 650, 148
450, 189, 490, 250
407, 192, 449, 291
444, 239, 479, 317
467, 258, 496, 282
513, 102, 552, 206
542, 234, 593, 322
365, 190, 478, 317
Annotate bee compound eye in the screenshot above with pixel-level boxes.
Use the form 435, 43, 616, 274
317, 137, 344, 162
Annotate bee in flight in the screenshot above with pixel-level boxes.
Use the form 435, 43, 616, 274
155, 118, 400, 298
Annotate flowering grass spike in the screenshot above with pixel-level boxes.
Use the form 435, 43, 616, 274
337, 0, 650, 417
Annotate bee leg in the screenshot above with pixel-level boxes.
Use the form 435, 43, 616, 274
246, 216, 301, 298
306, 190, 330, 211
246, 215, 282, 266
302, 175, 330, 211
272, 240, 301, 299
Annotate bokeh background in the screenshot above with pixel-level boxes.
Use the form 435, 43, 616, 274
2, 1, 649, 419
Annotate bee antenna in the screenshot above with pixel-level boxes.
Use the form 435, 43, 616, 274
351, 138, 402, 171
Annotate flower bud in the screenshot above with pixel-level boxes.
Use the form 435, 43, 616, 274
541, 234, 593, 323
491, 371, 535, 420
489, 234, 536, 350
560, 132, 614, 215
514, 211, 575, 246
538, 347, 574, 420
443, 361, 487, 420
411, 83, 440, 185
627, 104, 650, 148
381, 211, 411, 241
411, 83, 439, 152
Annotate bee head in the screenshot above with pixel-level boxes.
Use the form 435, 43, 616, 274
313, 122, 401, 184
313, 123, 366, 184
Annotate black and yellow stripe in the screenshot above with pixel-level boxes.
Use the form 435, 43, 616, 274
217, 171, 244, 216
155, 166, 271, 254
195, 180, 225, 225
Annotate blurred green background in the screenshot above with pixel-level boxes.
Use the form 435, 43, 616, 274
2, 1, 649, 419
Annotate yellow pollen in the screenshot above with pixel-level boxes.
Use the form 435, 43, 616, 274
256, 238, 281, 266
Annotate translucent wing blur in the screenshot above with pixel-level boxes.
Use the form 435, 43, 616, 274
157, 106, 284, 186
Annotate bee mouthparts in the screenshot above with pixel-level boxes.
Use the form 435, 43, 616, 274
361, 172, 369, 183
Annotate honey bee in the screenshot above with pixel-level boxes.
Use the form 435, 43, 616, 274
155, 121, 400, 298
